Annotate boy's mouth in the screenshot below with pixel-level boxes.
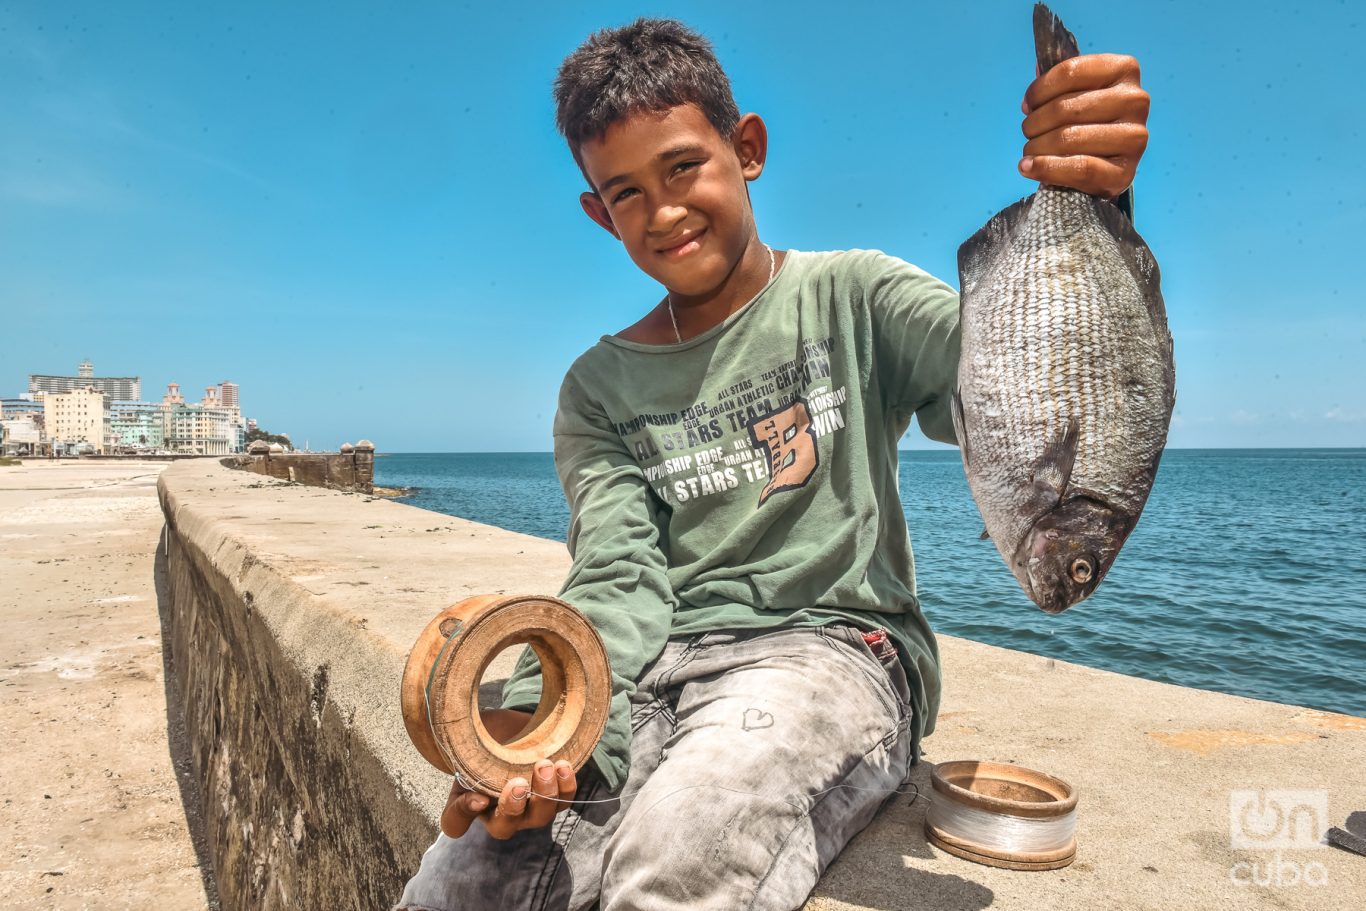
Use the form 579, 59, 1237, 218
657, 228, 706, 258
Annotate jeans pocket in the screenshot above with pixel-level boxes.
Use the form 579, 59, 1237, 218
819, 624, 906, 726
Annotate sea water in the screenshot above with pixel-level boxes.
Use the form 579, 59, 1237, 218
377, 449, 1366, 717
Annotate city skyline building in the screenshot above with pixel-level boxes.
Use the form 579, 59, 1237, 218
110, 401, 167, 451
7, 361, 259, 456
29, 360, 140, 401
165, 401, 233, 455
44, 386, 110, 454
1, 398, 44, 421
157, 381, 246, 455
1, 416, 41, 455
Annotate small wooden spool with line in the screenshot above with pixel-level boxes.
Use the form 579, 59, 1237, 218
401, 594, 611, 797
925, 760, 1078, 871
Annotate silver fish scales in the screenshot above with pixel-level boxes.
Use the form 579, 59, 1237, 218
951, 5, 1176, 613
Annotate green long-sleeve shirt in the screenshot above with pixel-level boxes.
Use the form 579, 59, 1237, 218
501, 248, 962, 790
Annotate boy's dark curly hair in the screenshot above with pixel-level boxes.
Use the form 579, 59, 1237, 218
554, 18, 741, 182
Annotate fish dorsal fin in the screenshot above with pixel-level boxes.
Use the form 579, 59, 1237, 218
1087, 196, 1176, 412
1030, 416, 1080, 502
951, 388, 972, 470
1034, 4, 1080, 73
957, 195, 1033, 300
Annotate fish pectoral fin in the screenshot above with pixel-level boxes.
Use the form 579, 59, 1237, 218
951, 389, 971, 470
1029, 416, 1081, 502
979, 527, 991, 541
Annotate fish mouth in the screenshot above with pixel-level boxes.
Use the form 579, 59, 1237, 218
1016, 498, 1117, 613
1023, 558, 1077, 614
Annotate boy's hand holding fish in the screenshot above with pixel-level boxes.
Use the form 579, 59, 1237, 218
1019, 53, 1149, 198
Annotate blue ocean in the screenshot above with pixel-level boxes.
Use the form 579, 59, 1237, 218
376, 450, 1366, 718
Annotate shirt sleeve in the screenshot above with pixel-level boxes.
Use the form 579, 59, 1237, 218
859, 250, 963, 446
499, 362, 677, 792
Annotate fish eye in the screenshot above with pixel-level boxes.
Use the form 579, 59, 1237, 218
1069, 557, 1094, 584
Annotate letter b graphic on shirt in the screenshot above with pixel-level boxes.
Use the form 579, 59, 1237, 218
748, 397, 819, 506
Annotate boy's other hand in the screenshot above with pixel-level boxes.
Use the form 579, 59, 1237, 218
438, 709, 579, 840
1019, 54, 1149, 199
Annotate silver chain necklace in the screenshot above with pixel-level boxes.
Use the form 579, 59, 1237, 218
668, 244, 775, 344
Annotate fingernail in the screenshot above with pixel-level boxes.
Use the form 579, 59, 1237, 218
470, 796, 488, 811
536, 764, 554, 782
512, 785, 528, 799
1020, 157, 1034, 173
556, 765, 572, 780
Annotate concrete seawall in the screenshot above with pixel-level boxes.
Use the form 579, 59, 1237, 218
156, 458, 1366, 909
222, 441, 375, 493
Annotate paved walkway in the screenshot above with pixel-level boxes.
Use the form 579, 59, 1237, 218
0, 460, 216, 910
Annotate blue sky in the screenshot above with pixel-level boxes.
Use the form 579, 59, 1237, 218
2, 0, 1362, 451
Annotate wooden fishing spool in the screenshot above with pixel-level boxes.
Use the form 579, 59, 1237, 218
925, 760, 1078, 871
400, 594, 611, 797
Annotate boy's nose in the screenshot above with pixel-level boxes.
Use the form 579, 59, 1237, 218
648, 203, 688, 236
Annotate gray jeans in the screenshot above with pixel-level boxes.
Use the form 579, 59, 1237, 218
394, 623, 917, 911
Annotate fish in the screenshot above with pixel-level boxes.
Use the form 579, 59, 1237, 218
951, 3, 1176, 614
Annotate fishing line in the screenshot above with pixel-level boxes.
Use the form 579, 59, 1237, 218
926, 792, 1076, 854
923, 759, 1078, 869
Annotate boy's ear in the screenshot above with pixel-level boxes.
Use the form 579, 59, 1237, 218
579, 192, 620, 240
732, 113, 768, 181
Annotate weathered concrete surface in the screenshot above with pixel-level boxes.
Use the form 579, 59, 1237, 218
156, 458, 559, 911
0, 460, 216, 910
155, 458, 1366, 909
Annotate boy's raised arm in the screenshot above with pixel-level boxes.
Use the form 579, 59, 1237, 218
868, 49, 1148, 448
499, 366, 677, 792
864, 254, 964, 447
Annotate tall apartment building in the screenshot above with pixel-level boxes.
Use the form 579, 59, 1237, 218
219, 381, 240, 411
29, 361, 140, 401
44, 387, 110, 453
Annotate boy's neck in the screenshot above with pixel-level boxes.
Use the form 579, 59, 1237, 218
621, 242, 783, 344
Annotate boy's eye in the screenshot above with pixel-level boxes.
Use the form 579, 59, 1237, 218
612, 188, 638, 204
674, 160, 701, 175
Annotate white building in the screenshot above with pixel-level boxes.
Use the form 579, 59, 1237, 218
157, 382, 242, 455
165, 404, 233, 455
44, 386, 109, 454
2, 417, 41, 456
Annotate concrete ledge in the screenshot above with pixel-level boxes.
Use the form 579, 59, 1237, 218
157, 458, 569, 909
157, 459, 1366, 909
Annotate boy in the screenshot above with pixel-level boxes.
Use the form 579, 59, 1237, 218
397, 16, 1148, 911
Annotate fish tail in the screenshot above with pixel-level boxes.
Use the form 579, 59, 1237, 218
1033, 3, 1080, 73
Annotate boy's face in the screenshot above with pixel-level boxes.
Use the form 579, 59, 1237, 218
577, 103, 766, 298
